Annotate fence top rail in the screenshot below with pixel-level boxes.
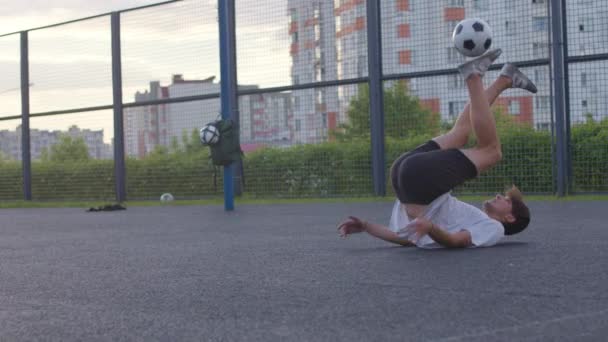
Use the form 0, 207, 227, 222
0, 0, 182, 38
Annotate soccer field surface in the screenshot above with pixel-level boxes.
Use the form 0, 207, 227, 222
0, 200, 606, 341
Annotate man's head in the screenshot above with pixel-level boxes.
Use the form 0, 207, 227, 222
483, 185, 530, 235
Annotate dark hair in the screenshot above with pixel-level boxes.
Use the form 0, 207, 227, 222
502, 186, 530, 235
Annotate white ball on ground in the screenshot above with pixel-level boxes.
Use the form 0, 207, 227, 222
452, 18, 493, 57
160, 193, 174, 204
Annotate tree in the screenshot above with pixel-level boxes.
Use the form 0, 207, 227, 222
332, 82, 440, 141
43, 134, 90, 162
0, 150, 10, 163
181, 128, 202, 154
170, 136, 181, 153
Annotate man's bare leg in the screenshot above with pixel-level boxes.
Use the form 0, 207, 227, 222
458, 51, 504, 174
432, 77, 510, 150
464, 74, 499, 150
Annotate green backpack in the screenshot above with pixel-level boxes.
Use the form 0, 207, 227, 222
208, 118, 243, 166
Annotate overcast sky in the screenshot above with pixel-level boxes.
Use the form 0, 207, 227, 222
0, 0, 291, 142
0, 1, 164, 34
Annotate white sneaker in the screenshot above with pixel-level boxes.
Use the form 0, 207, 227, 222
500, 63, 538, 94
457, 48, 502, 80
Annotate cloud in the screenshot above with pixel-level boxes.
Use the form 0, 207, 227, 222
0, 0, 164, 34
0, 0, 160, 17
0, 0, 294, 115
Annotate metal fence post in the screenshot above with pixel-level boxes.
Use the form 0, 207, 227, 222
549, 0, 568, 196
560, 0, 572, 194
20, 31, 32, 201
111, 13, 127, 202
366, 0, 386, 196
218, 0, 238, 211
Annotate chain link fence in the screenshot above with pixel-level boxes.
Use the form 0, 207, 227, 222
0, 0, 606, 202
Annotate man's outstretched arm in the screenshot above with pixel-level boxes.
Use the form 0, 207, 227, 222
338, 216, 415, 247
364, 221, 416, 247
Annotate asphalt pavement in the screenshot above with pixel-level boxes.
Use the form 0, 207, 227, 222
0, 200, 606, 341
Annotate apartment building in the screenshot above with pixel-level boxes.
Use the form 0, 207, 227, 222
288, 0, 608, 139
127, 75, 292, 157
288, 0, 340, 144
0, 125, 112, 161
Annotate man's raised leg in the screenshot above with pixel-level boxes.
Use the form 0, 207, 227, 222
434, 62, 537, 151
433, 78, 509, 150
457, 49, 504, 174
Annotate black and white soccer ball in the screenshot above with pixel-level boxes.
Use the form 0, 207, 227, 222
199, 124, 220, 146
452, 18, 493, 57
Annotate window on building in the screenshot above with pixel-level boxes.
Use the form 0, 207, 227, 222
505, 20, 516, 36
448, 0, 464, 7
399, 50, 412, 65
447, 20, 459, 34
532, 0, 545, 4
398, 23, 411, 38
322, 113, 328, 128
397, 0, 410, 11
534, 68, 548, 84
294, 96, 300, 110
289, 8, 297, 24
357, 55, 367, 77
448, 74, 465, 89
473, 0, 488, 10
532, 42, 549, 58
447, 47, 465, 63
582, 100, 588, 108
579, 17, 593, 32
335, 15, 342, 32
313, 3, 321, 20
316, 89, 324, 105
291, 31, 298, 44
314, 65, 322, 82
293, 75, 300, 85
536, 122, 550, 131
579, 44, 587, 54
581, 72, 587, 87
532, 16, 548, 31
295, 119, 301, 132
535, 96, 550, 112
508, 101, 520, 115
449, 101, 467, 118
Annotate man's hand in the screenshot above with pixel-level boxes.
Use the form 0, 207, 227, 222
337, 216, 367, 238
402, 217, 434, 242
402, 218, 473, 248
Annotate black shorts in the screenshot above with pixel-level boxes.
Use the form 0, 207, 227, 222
390, 140, 478, 205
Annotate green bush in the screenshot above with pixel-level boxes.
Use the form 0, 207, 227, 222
570, 117, 608, 191
244, 141, 374, 197
0, 118, 606, 201
0, 161, 23, 200
31, 160, 114, 200
125, 149, 222, 199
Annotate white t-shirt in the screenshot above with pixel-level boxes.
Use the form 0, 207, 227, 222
388, 193, 504, 249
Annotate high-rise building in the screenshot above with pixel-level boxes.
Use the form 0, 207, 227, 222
0, 125, 112, 161
289, 0, 608, 135
127, 75, 293, 157
128, 81, 169, 158
288, 0, 340, 144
